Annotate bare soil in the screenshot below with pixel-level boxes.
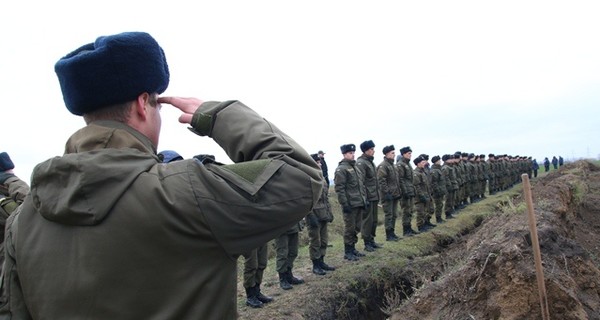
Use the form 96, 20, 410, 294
237, 160, 600, 320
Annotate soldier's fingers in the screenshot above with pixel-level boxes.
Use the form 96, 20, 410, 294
158, 96, 203, 114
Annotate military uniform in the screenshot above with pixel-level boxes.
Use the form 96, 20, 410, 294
275, 221, 304, 289
306, 178, 335, 275
356, 142, 380, 251
1, 101, 323, 319
413, 159, 432, 231
242, 244, 272, 307
396, 147, 418, 236
442, 155, 458, 219
430, 158, 447, 223
334, 145, 368, 261
377, 145, 402, 241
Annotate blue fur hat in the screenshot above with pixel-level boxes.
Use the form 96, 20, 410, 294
340, 144, 356, 154
0, 152, 15, 171
360, 140, 375, 152
158, 150, 183, 163
55, 32, 170, 115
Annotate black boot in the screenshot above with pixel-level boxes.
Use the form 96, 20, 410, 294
352, 245, 365, 257
364, 240, 376, 252
425, 221, 436, 229
445, 211, 454, 219
403, 225, 418, 236
245, 287, 264, 308
319, 257, 336, 271
287, 269, 304, 285
371, 240, 383, 248
255, 285, 273, 304
312, 259, 326, 275
435, 216, 445, 224
344, 244, 359, 261
386, 229, 399, 241
279, 272, 292, 290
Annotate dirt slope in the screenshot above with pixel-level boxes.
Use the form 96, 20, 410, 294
237, 160, 600, 319
392, 160, 600, 319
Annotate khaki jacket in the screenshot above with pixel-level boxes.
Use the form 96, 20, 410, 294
356, 154, 379, 202
0, 101, 322, 320
377, 158, 401, 200
334, 159, 367, 209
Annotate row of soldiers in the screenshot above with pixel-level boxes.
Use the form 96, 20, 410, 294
333, 141, 534, 261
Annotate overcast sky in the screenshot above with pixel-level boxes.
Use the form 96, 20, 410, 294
2, 1, 599, 181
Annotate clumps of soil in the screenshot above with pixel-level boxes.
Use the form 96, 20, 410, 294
391, 160, 600, 319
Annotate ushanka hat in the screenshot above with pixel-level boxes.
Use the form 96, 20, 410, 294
340, 144, 356, 154
0, 152, 15, 171
382, 145, 395, 155
360, 140, 375, 152
55, 32, 170, 115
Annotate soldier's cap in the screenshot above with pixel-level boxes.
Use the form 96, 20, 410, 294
0, 152, 15, 171
442, 154, 450, 161
431, 155, 441, 163
454, 151, 462, 157
311, 153, 321, 162
488, 153, 495, 158
462, 152, 469, 157
158, 150, 183, 163
382, 145, 395, 155
413, 156, 425, 166
340, 144, 356, 154
400, 146, 412, 155
468, 153, 475, 159
360, 140, 375, 152
480, 154, 486, 158
418, 154, 429, 160
318, 150, 325, 155
55, 32, 170, 116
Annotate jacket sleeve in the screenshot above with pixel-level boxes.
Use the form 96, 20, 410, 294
334, 167, 348, 208
187, 100, 323, 256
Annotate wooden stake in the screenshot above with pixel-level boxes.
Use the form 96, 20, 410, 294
522, 173, 550, 320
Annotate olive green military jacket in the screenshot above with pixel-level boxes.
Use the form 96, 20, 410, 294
430, 164, 447, 197
442, 164, 459, 191
396, 158, 415, 197
0, 101, 322, 320
334, 159, 367, 209
356, 154, 379, 202
377, 158, 401, 200
413, 167, 431, 203
308, 179, 333, 223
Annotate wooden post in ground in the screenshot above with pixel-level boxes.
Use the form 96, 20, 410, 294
522, 173, 550, 320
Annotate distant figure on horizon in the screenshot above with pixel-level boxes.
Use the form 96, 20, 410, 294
318, 150, 329, 188
532, 159, 539, 178
552, 156, 558, 170
543, 157, 550, 172
559, 156, 564, 167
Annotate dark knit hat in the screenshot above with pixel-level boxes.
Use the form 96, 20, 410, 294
0, 152, 15, 171
400, 146, 412, 155
55, 32, 170, 116
382, 145, 395, 155
340, 144, 356, 154
158, 150, 183, 163
413, 156, 425, 166
432, 155, 441, 163
360, 140, 375, 152
311, 153, 321, 162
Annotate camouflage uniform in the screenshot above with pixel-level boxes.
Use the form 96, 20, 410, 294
413, 166, 432, 230
397, 156, 417, 234
430, 162, 447, 222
